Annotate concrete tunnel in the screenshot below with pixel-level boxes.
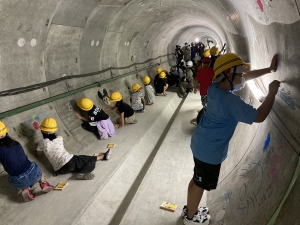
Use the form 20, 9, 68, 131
0, 0, 299, 224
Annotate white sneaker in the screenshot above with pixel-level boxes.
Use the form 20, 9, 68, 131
181, 205, 209, 218
183, 214, 210, 225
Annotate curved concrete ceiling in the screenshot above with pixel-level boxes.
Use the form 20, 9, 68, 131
0, 0, 299, 224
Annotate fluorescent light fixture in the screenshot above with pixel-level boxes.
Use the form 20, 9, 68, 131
247, 80, 265, 102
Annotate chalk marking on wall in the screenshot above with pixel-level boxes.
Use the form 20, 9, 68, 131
236, 162, 264, 214
263, 132, 271, 153
18, 112, 47, 141
223, 190, 232, 204
271, 146, 285, 181
257, 0, 264, 12
277, 88, 296, 110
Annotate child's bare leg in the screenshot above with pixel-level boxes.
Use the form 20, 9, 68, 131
39, 173, 46, 184
39, 173, 54, 192
187, 179, 204, 218
95, 149, 111, 161
96, 155, 104, 160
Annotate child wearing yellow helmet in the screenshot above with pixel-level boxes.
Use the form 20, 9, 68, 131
154, 72, 169, 96
37, 118, 111, 180
76, 98, 116, 140
0, 121, 54, 202
131, 83, 146, 112
105, 92, 137, 129
183, 53, 279, 224
143, 76, 155, 105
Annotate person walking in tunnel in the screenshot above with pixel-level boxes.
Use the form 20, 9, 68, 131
183, 53, 279, 225
143, 76, 155, 105
76, 98, 116, 140
190, 57, 215, 125
183, 43, 191, 63
131, 83, 146, 112
209, 44, 226, 69
155, 71, 169, 96
208, 46, 219, 69
105, 92, 137, 129
37, 118, 111, 180
193, 55, 202, 72
175, 45, 184, 68
0, 121, 54, 202
186, 61, 196, 82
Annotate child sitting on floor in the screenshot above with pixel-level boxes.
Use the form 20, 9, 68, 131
76, 98, 116, 140
0, 121, 54, 202
143, 76, 155, 105
37, 118, 111, 180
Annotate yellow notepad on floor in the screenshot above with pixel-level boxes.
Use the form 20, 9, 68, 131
159, 201, 178, 212
107, 143, 115, 148
54, 181, 68, 190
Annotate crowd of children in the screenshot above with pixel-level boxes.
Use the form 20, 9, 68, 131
0, 42, 280, 225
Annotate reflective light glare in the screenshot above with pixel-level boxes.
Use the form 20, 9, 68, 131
195, 38, 199, 42
247, 80, 265, 102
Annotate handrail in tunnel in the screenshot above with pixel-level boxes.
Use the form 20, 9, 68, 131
0, 54, 175, 120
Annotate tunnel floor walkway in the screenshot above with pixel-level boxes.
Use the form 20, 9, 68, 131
0, 87, 297, 225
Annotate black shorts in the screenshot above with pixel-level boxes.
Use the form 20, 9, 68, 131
193, 157, 221, 191
57, 155, 97, 174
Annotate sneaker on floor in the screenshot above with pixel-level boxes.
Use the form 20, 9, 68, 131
183, 214, 210, 225
181, 205, 188, 218
181, 205, 209, 218
77, 172, 95, 180
22, 188, 35, 202
198, 206, 209, 215
102, 148, 111, 160
130, 119, 137, 124
40, 181, 54, 192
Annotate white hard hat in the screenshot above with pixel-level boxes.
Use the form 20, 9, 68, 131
186, 61, 193, 67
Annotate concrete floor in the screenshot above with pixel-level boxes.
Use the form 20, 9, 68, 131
1, 1, 300, 225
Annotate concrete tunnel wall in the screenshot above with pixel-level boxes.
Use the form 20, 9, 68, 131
0, 0, 300, 224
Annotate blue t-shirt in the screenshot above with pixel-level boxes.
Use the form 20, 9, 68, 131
0, 143, 31, 176
191, 82, 258, 165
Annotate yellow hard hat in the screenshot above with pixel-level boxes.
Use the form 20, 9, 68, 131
210, 46, 219, 56
0, 121, 8, 136
159, 71, 166, 78
203, 49, 210, 57
214, 53, 250, 77
131, 83, 142, 92
40, 118, 58, 133
143, 76, 151, 84
156, 67, 163, 74
77, 98, 94, 111
109, 92, 122, 102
